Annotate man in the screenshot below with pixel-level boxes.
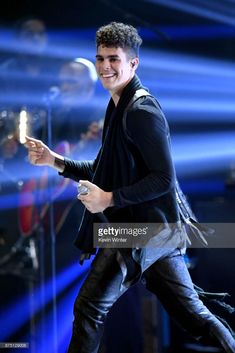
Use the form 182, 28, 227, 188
0, 16, 57, 109
51, 57, 100, 148
25, 22, 235, 353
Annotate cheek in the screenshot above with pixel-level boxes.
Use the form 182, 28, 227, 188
120, 68, 129, 78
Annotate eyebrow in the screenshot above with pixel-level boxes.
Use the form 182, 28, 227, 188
95, 54, 120, 59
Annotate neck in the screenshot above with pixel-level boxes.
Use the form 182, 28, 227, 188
110, 91, 121, 106
109, 76, 134, 106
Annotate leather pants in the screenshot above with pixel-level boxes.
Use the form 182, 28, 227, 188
67, 247, 235, 353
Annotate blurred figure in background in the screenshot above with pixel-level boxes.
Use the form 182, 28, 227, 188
59, 58, 97, 106
0, 16, 57, 110
46, 57, 104, 243
0, 16, 59, 163
51, 57, 103, 153
0, 16, 58, 273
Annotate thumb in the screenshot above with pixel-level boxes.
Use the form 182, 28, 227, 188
79, 180, 95, 191
79, 180, 92, 186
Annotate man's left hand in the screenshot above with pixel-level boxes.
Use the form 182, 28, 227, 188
77, 180, 114, 213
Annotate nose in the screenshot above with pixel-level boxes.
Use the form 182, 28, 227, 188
102, 59, 111, 70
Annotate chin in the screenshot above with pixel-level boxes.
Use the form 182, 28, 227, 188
102, 82, 112, 90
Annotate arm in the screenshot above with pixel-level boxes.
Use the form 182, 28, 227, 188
24, 136, 112, 213
24, 136, 65, 172
113, 103, 175, 207
24, 136, 94, 182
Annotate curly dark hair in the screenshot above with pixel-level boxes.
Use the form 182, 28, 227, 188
96, 22, 143, 57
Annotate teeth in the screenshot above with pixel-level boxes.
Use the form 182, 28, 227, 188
102, 74, 115, 78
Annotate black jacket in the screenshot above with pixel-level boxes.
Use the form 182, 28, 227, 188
60, 75, 180, 253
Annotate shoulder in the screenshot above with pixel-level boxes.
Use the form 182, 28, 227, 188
130, 94, 162, 113
126, 95, 169, 133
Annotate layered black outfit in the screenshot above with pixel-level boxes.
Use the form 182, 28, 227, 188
60, 75, 235, 353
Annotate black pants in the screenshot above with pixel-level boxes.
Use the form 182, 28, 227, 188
67, 247, 235, 353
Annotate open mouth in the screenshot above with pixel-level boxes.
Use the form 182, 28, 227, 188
101, 73, 116, 79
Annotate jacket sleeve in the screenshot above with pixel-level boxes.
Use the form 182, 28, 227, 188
59, 158, 95, 182
113, 102, 175, 207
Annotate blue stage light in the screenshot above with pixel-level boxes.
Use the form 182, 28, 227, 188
1, 127, 234, 211
140, 49, 235, 79
0, 260, 91, 341
172, 131, 235, 177
31, 280, 85, 353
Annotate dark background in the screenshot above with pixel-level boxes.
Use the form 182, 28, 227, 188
1, 0, 235, 59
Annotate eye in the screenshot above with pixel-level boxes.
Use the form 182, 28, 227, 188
110, 58, 118, 63
96, 57, 103, 62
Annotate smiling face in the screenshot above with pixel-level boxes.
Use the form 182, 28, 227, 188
95, 46, 138, 102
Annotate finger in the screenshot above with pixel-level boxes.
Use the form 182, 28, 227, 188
25, 136, 43, 148
28, 151, 44, 158
24, 140, 36, 148
25, 135, 41, 143
29, 155, 38, 164
77, 194, 89, 202
79, 200, 89, 209
28, 147, 44, 153
84, 203, 93, 213
79, 180, 94, 189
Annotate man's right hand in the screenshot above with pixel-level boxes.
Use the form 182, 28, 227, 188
24, 136, 54, 167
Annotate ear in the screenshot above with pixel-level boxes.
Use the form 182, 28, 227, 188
131, 57, 139, 69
